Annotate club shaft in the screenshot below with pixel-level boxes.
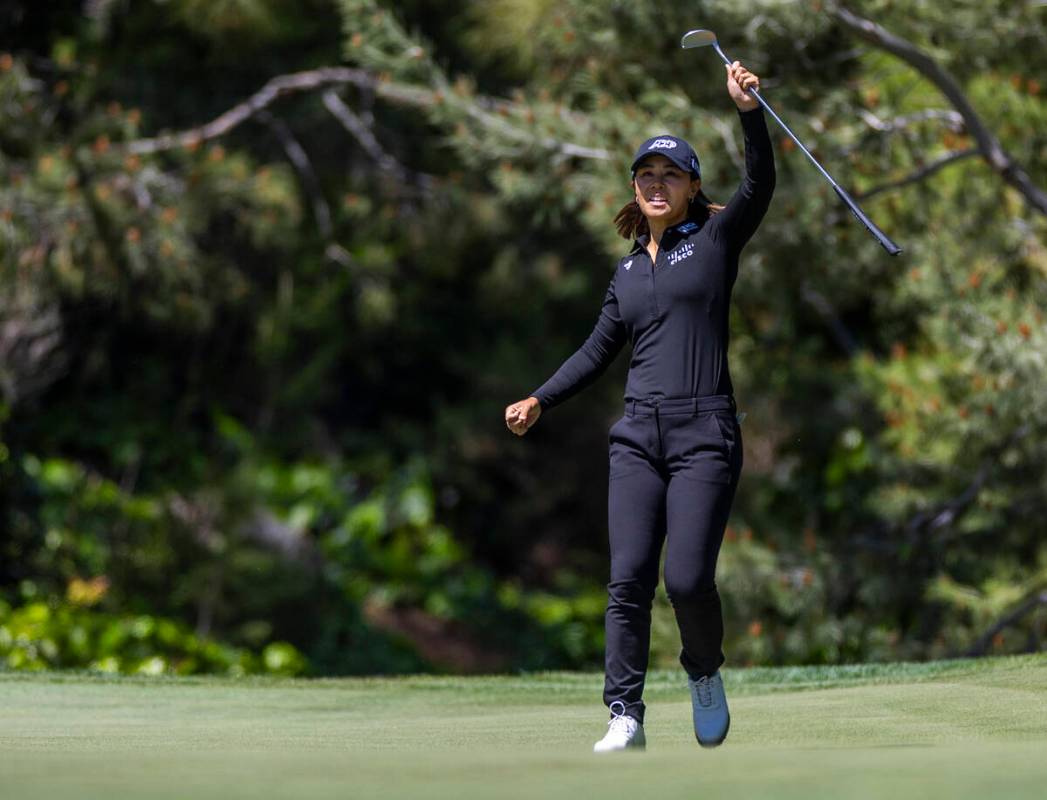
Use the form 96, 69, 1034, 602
713, 42, 902, 255
713, 44, 835, 186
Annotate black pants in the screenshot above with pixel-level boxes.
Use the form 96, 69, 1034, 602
603, 394, 743, 724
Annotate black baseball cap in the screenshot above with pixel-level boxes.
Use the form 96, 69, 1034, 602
630, 134, 701, 179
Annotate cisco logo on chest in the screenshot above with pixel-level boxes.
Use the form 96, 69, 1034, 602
668, 242, 695, 266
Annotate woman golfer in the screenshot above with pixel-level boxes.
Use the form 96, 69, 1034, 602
505, 61, 774, 752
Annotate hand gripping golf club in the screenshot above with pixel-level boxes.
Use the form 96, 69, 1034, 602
681, 29, 902, 256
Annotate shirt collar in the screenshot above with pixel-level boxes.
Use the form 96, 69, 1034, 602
629, 220, 700, 255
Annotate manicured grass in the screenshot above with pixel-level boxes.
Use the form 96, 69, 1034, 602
2, 653, 1045, 799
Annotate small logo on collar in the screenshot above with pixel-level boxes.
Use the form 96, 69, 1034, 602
676, 221, 699, 234
623, 259, 633, 271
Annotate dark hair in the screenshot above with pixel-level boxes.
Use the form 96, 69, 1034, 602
614, 189, 724, 240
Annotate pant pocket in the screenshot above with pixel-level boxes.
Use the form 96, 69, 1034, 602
711, 410, 736, 461
608, 416, 633, 479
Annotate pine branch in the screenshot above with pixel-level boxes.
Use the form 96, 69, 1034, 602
962, 588, 1047, 657
903, 424, 1030, 540
850, 424, 1032, 555
707, 116, 744, 173
831, 4, 1047, 215
800, 282, 859, 356
858, 108, 964, 134
257, 110, 332, 240
120, 66, 609, 162
321, 88, 428, 188
122, 68, 412, 154
854, 148, 979, 201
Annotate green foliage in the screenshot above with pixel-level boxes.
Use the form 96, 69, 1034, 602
1, 0, 1044, 679
0, 598, 306, 675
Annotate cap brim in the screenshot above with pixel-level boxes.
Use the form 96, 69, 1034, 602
631, 153, 699, 176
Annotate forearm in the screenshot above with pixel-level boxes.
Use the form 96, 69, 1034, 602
712, 107, 776, 250
532, 273, 626, 412
532, 336, 619, 411
739, 106, 775, 190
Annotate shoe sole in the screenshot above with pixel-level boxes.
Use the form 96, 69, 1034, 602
696, 713, 730, 748
594, 743, 646, 753
593, 731, 647, 753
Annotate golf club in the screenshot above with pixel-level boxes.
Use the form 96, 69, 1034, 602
681, 29, 903, 256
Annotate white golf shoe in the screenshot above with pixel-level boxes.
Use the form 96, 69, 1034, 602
688, 670, 730, 747
593, 700, 646, 753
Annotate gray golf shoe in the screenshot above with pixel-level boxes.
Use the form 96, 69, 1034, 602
688, 670, 730, 747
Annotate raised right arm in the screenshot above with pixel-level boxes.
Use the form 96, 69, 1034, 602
530, 272, 628, 412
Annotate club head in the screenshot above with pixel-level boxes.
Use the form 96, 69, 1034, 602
680, 29, 718, 49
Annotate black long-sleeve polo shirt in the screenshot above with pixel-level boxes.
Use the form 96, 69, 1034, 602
531, 106, 775, 411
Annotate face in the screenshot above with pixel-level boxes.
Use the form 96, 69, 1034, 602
632, 154, 700, 226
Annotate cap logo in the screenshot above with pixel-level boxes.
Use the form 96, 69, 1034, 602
648, 138, 677, 150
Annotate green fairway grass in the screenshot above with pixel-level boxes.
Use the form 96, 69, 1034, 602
2, 653, 1045, 799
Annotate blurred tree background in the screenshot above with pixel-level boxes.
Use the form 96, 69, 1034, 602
1, 0, 1044, 677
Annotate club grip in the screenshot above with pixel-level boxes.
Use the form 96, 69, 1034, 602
833, 185, 902, 256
